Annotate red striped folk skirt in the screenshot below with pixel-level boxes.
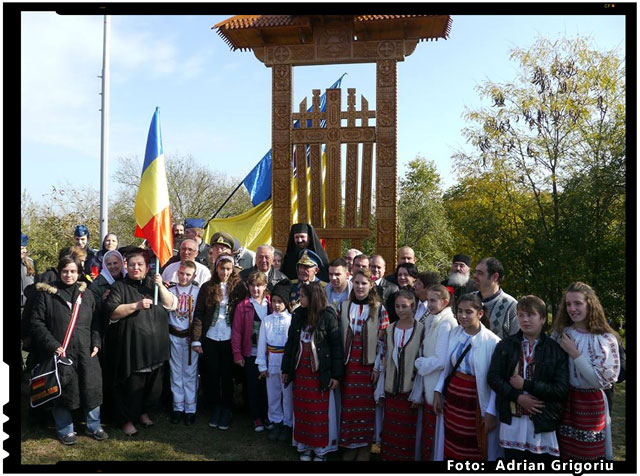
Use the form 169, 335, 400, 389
340, 334, 376, 448
443, 372, 486, 461
381, 392, 418, 461
293, 342, 329, 448
558, 386, 606, 460
421, 402, 437, 460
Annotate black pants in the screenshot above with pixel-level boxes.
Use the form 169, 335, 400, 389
503, 448, 557, 463
114, 367, 163, 424
202, 338, 234, 411
243, 356, 268, 421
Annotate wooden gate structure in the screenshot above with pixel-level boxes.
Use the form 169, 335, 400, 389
215, 15, 452, 270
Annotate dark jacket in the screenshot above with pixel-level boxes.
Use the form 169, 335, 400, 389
191, 279, 242, 343
239, 266, 287, 292
487, 330, 569, 434
441, 278, 476, 316
281, 306, 344, 391
30, 281, 102, 410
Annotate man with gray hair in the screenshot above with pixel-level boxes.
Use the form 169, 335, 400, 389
239, 244, 287, 291
441, 253, 476, 316
162, 239, 212, 286
343, 248, 362, 276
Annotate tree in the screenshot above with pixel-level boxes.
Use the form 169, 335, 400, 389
114, 153, 252, 223
397, 156, 454, 274
451, 35, 625, 319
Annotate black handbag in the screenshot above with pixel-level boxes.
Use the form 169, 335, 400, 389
29, 293, 82, 408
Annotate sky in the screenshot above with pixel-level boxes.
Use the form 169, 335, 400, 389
20, 11, 627, 206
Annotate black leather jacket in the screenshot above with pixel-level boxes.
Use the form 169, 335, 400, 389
281, 306, 344, 391
487, 330, 569, 434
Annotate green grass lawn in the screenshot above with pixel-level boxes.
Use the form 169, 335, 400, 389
20, 380, 627, 463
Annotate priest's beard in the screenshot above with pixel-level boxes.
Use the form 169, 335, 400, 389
447, 271, 469, 287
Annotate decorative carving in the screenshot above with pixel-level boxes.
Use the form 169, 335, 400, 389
272, 175, 291, 207
272, 143, 291, 169
317, 24, 351, 59
377, 100, 395, 127
327, 128, 340, 142
345, 143, 358, 227
377, 219, 396, 246
273, 46, 291, 63
377, 40, 396, 58
273, 64, 291, 91
376, 141, 395, 167
309, 144, 323, 228
274, 104, 290, 129
377, 59, 396, 88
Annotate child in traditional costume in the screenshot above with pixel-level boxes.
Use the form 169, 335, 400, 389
167, 260, 200, 425
281, 282, 344, 461
338, 269, 389, 461
374, 289, 424, 461
256, 279, 293, 443
412, 284, 457, 460
432, 293, 502, 461
551, 282, 620, 461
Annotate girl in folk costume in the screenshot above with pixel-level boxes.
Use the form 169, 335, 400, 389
168, 260, 200, 426
412, 284, 458, 460
338, 269, 390, 461
231, 270, 273, 432
487, 295, 569, 462
281, 282, 344, 461
433, 293, 503, 461
256, 279, 294, 443
191, 253, 241, 431
374, 289, 425, 461
551, 282, 620, 461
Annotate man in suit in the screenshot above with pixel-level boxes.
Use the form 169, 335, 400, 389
239, 244, 286, 292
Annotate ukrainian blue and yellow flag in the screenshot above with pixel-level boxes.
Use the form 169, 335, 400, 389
134, 108, 173, 265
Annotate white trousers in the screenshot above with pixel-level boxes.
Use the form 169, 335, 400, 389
169, 334, 199, 413
266, 371, 293, 426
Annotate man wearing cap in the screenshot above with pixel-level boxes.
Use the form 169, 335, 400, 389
239, 245, 286, 292
441, 254, 477, 316
280, 223, 330, 282
289, 249, 326, 309
162, 239, 212, 286
73, 225, 99, 279
207, 231, 236, 268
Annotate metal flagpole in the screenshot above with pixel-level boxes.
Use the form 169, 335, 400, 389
99, 15, 111, 243
154, 257, 160, 305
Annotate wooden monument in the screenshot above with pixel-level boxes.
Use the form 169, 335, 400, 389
214, 15, 451, 270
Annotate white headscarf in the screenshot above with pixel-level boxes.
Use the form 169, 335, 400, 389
100, 249, 127, 285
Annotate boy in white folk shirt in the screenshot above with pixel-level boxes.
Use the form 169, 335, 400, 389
168, 260, 201, 425
256, 280, 294, 443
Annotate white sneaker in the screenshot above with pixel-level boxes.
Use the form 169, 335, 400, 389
313, 452, 327, 461
299, 450, 313, 461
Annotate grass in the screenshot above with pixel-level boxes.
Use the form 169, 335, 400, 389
19, 378, 627, 464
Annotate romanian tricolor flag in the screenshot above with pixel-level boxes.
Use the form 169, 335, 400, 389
134, 108, 173, 265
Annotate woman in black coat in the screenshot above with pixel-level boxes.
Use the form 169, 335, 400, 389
281, 281, 344, 461
30, 255, 108, 445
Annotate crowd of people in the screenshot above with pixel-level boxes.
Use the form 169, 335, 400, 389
19, 221, 624, 463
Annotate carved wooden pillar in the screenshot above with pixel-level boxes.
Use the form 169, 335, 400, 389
375, 58, 398, 272
271, 63, 293, 253
324, 88, 342, 260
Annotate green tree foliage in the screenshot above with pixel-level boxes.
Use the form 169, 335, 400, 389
397, 156, 454, 274
22, 154, 253, 271
449, 36, 625, 322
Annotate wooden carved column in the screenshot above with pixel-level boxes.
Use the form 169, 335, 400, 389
375, 58, 398, 272
324, 88, 342, 260
271, 63, 293, 254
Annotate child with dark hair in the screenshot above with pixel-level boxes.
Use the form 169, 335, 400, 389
432, 293, 502, 460
256, 279, 293, 443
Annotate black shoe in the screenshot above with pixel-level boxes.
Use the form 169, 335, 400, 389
278, 425, 293, 443
171, 411, 183, 424
267, 422, 283, 441
59, 432, 77, 445
218, 410, 232, 430
184, 413, 196, 426
208, 407, 221, 428
85, 428, 109, 441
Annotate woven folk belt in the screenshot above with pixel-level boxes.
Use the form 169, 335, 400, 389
169, 326, 190, 338
267, 344, 285, 354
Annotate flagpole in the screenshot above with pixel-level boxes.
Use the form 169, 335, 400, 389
99, 15, 111, 243
154, 257, 160, 305
203, 179, 245, 229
